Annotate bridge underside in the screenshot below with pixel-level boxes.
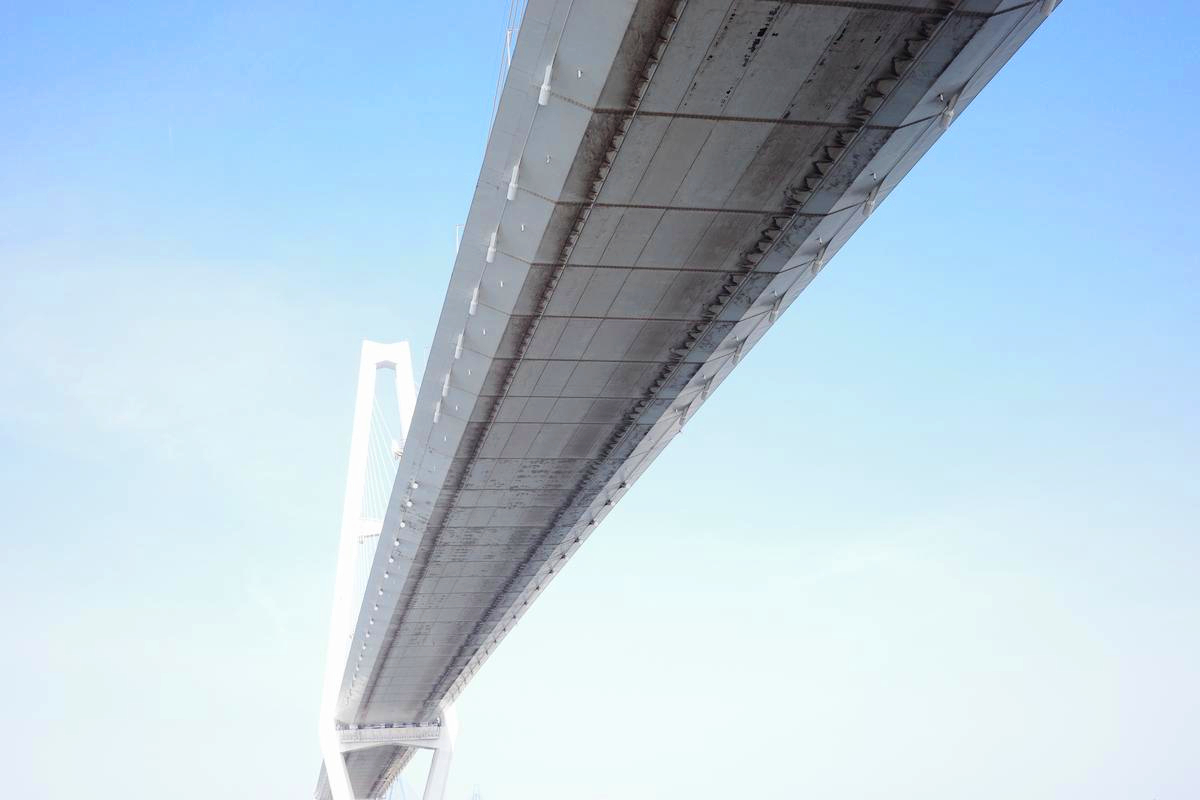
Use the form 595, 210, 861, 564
318, 1, 1051, 797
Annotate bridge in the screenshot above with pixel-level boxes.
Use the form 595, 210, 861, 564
315, 1, 1059, 797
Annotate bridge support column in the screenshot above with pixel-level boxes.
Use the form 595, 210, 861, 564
320, 340, 417, 800
421, 703, 458, 800
321, 723, 357, 800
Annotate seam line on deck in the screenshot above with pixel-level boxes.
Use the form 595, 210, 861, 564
769, 1, 1033, 18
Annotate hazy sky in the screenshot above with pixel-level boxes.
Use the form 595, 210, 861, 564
1, 2, 1197, 799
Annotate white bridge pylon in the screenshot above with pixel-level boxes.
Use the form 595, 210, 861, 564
320, 341, 455, 800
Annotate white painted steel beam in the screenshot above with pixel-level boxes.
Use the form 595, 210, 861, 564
338, 725, 443, 753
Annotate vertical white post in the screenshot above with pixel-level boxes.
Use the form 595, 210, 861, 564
421, 704, 458, 800
321, 341, 417, 800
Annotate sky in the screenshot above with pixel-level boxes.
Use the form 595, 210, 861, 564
1, 2, 1197, 799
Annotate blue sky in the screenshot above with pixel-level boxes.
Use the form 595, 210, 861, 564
1, 2, 1197, 799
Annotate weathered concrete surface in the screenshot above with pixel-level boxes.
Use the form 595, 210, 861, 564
318, 1, 1055, 796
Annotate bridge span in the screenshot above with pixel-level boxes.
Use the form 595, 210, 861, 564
316, 1, 1059, 797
